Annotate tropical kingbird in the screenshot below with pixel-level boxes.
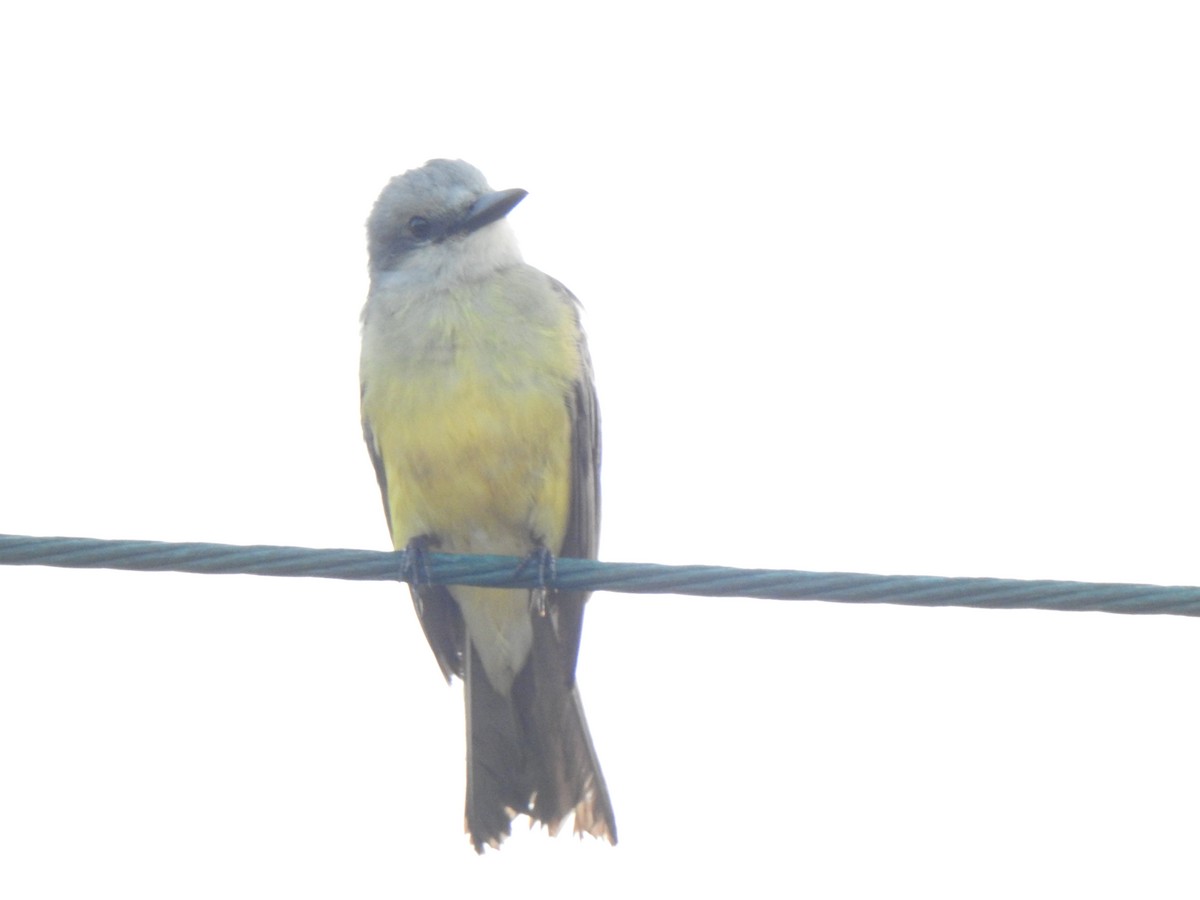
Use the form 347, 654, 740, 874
359, 159, 615, 852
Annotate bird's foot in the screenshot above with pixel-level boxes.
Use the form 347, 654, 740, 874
516, 545, 557, 617
401, 536, 438, 614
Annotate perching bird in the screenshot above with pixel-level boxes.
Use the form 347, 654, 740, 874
359, 159, 615, 852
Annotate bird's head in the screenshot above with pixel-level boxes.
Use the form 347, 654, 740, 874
367, 159, 527, 286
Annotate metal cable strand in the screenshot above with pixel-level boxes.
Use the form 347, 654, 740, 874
3, 533, 1200, 617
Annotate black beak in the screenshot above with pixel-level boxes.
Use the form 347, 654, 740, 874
456, 188, 528, 235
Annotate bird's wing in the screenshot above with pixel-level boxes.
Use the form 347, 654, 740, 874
550, 278, 601, 679
362, 414, 465, 681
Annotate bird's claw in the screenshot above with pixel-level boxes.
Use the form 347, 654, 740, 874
402, 535, 436, 586
516, 546, 557, 617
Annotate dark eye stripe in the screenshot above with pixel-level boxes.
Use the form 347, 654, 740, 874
408, 216, 431, 240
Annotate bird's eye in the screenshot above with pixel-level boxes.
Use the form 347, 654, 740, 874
408, 216, 432, 240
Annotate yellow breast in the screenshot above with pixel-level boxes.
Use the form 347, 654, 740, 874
360, 266, 581, 558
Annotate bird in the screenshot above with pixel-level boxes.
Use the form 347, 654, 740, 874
358, 159, 615, 852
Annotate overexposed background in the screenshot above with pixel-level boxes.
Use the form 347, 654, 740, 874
2, 2, 1199, 896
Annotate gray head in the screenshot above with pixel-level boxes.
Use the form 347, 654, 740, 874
367, 159, 527, 285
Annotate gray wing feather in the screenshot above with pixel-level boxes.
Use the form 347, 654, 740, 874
549, 278, 600, 680
363, 402, 465, 682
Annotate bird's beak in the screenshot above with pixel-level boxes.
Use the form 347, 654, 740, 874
457, 188, 528, 235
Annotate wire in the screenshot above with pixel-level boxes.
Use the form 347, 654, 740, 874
4, 532, 1199, 617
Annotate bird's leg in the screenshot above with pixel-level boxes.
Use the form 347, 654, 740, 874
516, 543, 557, 617
401, 534, 438, 615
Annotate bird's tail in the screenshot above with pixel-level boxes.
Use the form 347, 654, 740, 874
464, 614, 616, 852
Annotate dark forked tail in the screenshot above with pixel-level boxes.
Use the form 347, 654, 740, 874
464, 614, 616, 852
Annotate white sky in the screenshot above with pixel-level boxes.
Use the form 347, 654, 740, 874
2, 1, 1199, 896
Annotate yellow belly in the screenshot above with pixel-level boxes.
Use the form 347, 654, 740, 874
372, 372, 572, 557
364, 352, 574, 691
